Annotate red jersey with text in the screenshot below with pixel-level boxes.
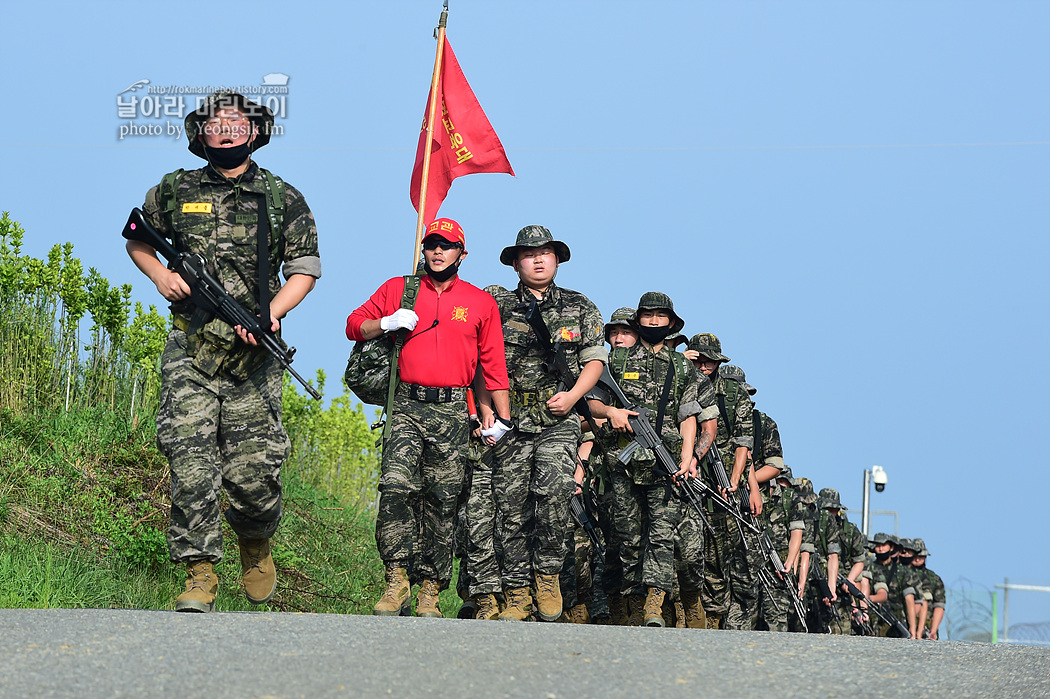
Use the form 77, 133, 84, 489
346, 275, 509, 390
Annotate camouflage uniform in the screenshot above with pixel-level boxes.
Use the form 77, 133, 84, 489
834, 513, 868, 634
869, 534, 920, 637
486, 270, 607, 590
596, 334, 713, 596
688, 335, 755, 630
751, 412, 795, 632
806, 494, 844, 633
144, 101, 321, 563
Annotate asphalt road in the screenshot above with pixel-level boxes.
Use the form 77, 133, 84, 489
2, 609, 1048, 698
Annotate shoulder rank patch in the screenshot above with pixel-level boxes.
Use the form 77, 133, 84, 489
182, 203, 212, 213
623, 372, 640, 380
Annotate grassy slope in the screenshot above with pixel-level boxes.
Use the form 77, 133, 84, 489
0, 407, 463, 616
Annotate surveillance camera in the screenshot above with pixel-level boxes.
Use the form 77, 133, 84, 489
872, 465, 887, 492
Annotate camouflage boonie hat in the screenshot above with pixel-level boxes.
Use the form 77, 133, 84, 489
871, 532, 894, 546
184, 90, 275, 160
499, 225, 571, 266
669, 333, 688, 348
635, 291, 685, 334
818, 487, 845, 510
687, 333, 730, 363
777, 464, 794, 482
604, 307, 637, 341
899, 538, 920, 553
719, 364, 756, 395
913, 537, 930, 556
795, 477, 817, 505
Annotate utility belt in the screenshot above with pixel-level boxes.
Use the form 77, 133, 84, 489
396, 383, 467, 404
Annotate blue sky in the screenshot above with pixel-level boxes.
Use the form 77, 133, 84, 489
3, 1, 1047, 634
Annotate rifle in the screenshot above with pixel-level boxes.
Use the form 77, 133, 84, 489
122, 208, 320, 399
837, 574, 911, 638
595, 365, 714, 536
808, 552, 840, 633
696, 443, 806, 628
569, 486, 606, 565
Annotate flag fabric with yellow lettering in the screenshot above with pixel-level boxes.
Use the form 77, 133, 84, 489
410, 39, 514, 224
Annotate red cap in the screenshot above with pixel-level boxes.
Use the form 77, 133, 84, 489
423, 218, 466, 251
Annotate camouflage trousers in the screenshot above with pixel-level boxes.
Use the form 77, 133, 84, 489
559, 519, 596, 611
157, 330, 289, 564
492, 417, 580, 589
375, 394, 468, 585
609, 468, 683, 595
704, 513, 759, 630
674, 506, 705, 594
463, 438, 503, 596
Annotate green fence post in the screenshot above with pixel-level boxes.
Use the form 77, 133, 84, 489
991, 590, 998, 644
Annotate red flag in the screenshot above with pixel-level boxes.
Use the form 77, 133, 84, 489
410, 39, 514, 224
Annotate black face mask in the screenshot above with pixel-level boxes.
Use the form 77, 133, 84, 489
637, 324, 674, 345
425, 258, 460, 282
204, 142, 252, 170
875, 550, 893, 563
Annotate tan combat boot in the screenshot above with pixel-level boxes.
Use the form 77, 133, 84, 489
643, 588, 667, 627
372, 565, 411, 616
533, 573, 563, 622
627, 594, 646, 626
237, 537, 277, 605
705, 613, 722, 630
416, 579, 443, 618
681, 590, 706, 629
672, 598, 686, 628
175, 561, 217, 613
564, 603, 591, 624
499, 587, 532, 621
473, 593, 500, 621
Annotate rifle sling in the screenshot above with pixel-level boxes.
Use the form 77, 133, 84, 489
654, 354, 676, 435
257, 207, 271, 332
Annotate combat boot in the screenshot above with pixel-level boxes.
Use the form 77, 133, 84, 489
472, 593, 500, 621
175, 560, 217, 613
705, 613, 722, 630
372, 565, 411, 616
533, 573, 563, 622
672, 598, 686, 628
643, 588, 667, 627
457, 589, 476, 619
681, 590, 706, 629
415, 579, 443, 618
499, 587, 532, 621
627, 594, 646, 626
564, 603, 591, 624
237, 537, 277, 605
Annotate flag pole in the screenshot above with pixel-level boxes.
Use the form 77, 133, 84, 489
412, 3, 448, 272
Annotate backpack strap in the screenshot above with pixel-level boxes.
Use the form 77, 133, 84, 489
158, 168, 186, 234
753, 411, 765, 466
381, 275, 423, 441
654, 353, 677, 435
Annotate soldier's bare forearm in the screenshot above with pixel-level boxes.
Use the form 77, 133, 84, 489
694, 419, 715, 460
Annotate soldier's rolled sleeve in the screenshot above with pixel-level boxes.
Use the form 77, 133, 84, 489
800, 542, 816, 554
579, 344, 609, 366
903, 586, 916, 597
698, 405, 720, 422
677, 400, 701, 424
789, 519, 805, 531
586, 384, 613, 406
874, 582, 889, 594
279, 184, 321, 279
933, 601, 946, 609
827, 543, 841, 555
852, 553, 867, 565
764, 455, 785, 471
732, 435, 754, 450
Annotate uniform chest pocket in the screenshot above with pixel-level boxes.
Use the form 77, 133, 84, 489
171, 209, 215, 252
502, 319, 533, 349
229, 213, 257, 246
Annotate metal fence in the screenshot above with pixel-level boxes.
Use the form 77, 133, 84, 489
942, 577, 1050, 645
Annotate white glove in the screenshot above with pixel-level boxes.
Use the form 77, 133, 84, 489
481, 416, 514, 443
380, 309, 419, 332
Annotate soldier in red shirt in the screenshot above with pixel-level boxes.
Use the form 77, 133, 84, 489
346, 218, 510, 617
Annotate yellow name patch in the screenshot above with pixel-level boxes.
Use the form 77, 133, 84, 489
182, 203, 212, 213
623, 372, 640, 380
